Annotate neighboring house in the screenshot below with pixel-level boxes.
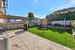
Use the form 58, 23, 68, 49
34, 18, 40, 26
46, 7, 75, 26
0, 15, 28, 30
40, 19, 48, 28
0, 0, 8, 23
28, 17, 40, 26
51, 20, 71, 26
0, 0, 28, 30
46, 18, 72, 27
0, 1, 10, 49
46, 15, 52, 25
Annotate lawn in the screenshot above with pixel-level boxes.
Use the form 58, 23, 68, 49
28, 27, 75, 50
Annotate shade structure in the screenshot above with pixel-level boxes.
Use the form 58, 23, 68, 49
0, 15, 26, 19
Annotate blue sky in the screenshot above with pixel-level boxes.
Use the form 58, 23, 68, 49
7, 0, 75, 18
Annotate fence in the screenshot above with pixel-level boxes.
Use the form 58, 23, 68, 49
72, 20, 75, 28
0, 22, 24, 30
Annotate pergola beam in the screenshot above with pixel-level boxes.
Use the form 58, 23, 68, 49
0, 15, 26, 19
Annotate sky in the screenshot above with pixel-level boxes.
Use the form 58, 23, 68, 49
7, 0, 75, 18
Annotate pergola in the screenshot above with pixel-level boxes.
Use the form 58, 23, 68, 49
0, 15, 26, 19
0, 15, 27, 24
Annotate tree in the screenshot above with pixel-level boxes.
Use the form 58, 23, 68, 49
28, 12, 35, 27
71, 11, 75, 20
28, 12, 34, 20
54, 13, 64, 20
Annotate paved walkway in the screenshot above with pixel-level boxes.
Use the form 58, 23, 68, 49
5, 29, 72, 50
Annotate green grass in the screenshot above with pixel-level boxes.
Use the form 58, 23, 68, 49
28, 27, 75, 50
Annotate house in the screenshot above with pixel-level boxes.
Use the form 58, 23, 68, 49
40, 19, 48, 28
46, 16, 72, 27
34, 18, 40, 26
0, 0, 8, 23
0, 0, 28, 30
0, 0, 8, 50
46, 7, 75, 27
51, 20, 71, 26
0, 0, 28, 50
28, 17, 40, 26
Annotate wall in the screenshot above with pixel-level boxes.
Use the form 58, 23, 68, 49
0, 19, 7, 23
0, 38, 7, 50
51, 20, 71, 25
72, 20, 75, 28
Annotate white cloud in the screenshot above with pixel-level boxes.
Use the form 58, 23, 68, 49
69, 0, 75, 3
34, 14, 46, 19
49, 0, 75, 13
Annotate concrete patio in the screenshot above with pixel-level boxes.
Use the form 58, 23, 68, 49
4, 29, 72, 50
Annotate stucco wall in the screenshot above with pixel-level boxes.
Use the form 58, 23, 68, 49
0, 38, 7, 50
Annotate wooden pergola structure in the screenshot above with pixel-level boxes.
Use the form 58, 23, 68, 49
0, 15, 28, 30
0, 15, 28, 25
0, 15, 26, 19
0, 15, 27, 23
